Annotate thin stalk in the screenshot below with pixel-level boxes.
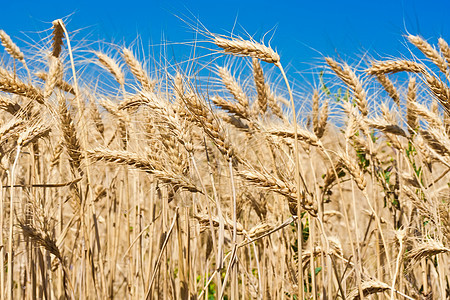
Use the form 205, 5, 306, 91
275, 62, 304, 300
8, 145, 21, 300
229, 158, 238, 297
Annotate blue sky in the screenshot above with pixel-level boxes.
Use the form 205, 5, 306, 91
2, 0, 450, 81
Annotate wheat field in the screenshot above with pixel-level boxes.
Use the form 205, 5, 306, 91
0, 19, 449, 299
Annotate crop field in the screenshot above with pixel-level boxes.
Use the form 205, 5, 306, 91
0, 19, 449, 299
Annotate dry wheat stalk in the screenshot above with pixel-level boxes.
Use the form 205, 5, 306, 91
326, 57, 368, 116
0, 30, 24, 61
17, 212, 73, 298
366, 60, 425, 75
316, 99, 328, 139
18, 220, 64, 270
51, 19, 65, 58
214, 36, 280, 64
408, 35, 449, 75
95, 51, 125, 86
98, 98, 130, 147
0, 67, 44, 103
218, 112, 249, 131
122, 48, 154, 91
375, 74, 400, 107
239, 169, 296, 201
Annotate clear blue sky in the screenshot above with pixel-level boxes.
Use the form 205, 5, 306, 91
2, 0, 450, 79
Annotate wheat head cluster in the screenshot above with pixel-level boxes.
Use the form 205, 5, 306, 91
0, 19, 449, 299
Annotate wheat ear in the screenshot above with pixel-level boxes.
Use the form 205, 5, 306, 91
438, 38, 450, 71
408, 35, 449, 75
58, 95, 83, 177
51, 19, 65, 58
217, 66, 249, 108
252, 58, 267, 113
375, 74, 400, 107
95, 51, 125, 86
0, 30, 24, 61
0, 67, 44, 103
406, 77, 418, 134
123, 48, 154, 91
424, 73, 450, 112
366, 60, 425, 75
44, 56, 63, 99
326, 57, 368, 116
214, 36, 280, 64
